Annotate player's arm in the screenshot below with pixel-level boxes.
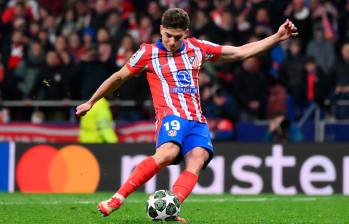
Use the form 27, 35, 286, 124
75, 65, 133, 116
219, 19, 298, 62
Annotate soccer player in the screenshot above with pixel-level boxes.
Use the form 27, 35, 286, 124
75, 8, 297, 222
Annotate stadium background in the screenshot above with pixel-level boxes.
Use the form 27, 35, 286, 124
0, 0, 349, 223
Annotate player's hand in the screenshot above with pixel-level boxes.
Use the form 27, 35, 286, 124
75, 102, 92, 117
276, 19, 298, 41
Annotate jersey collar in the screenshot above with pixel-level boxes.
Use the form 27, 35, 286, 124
156, 39, 185, 53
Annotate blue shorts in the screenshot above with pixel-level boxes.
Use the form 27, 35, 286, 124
156, 115, 214, 168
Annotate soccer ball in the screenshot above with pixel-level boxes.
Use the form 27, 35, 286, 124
146, 190, 181, 221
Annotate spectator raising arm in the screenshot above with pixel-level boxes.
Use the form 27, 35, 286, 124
219, 19, 298, 61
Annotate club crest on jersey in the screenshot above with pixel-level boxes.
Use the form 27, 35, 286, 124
189, 56, 195, 64
176, 70, 191, 87
167, 130, 177, 137
189, 55, 201, 69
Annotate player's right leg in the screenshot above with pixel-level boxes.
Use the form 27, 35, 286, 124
98, 142, 180, 216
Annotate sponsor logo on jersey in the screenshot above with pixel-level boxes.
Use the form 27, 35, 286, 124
176, 70, 191, 87
171, 87, 198, 94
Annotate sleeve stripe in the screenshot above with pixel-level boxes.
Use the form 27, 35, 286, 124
198, 39, 219, 47
129, 46, 146, 67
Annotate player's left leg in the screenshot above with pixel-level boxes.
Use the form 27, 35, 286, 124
171, 147, 210, 223
172, 147, 209, 203
172, 121, 213, 204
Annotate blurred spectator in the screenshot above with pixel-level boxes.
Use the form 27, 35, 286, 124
338, 0, 349, 49
28, 21, 40, 39
190, 9, 220, 43
90, 0, 110, 31
37, 28, 53, 51
38, 6, 49, 24
279, 38, 307, 117
28, 51, 71, 121
266, 84, 288, 119
54, 35, 79, 100
192, 0, 213, 13
68, 32, 84, 62
57, 8, 77, 38
216, 10, 237, 45
43, 15, 58, 44
2, 1, 34, 26
212, 88, 237, 121
79, 97, 118, 143
136, 15, 154, 44
96, 27, 111, 44
211, 0, 230, 29
200, 84, 216, 118
284, 0, 312, 49
309, 0, 338, 42
1, 30, 27, 99
78, 44, 114, 100
74, 0, 91, 31
115, 34, 135, 69
15, 41, 45, 99
253, 7, 273, 37
106, 10, 128, 48
81, 27, 96, 52
29, 51, 71, 100
147, 1, 162, 33
306, 23, 335, 74
231, 0, 247, 17
304, 57, 330, 107
233, 57, 267, 121
233, 0, 253, 44
329, 42, 349, 119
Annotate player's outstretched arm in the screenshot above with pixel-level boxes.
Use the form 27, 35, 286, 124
75, 65, 133, 116
220, 19, 298, 62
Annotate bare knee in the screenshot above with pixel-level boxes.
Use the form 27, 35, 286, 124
152, 142, 180, 168
185, 148, 209, 175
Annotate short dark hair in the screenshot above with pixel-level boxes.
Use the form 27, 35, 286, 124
161, 8, 190, 30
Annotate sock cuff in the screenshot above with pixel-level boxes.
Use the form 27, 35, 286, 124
181, 170, 198, 180
145, 156, 160, 171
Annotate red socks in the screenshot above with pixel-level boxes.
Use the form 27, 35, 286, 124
117, 157, 160, 198
116, 157, 198, 203
172, 170, 198, 203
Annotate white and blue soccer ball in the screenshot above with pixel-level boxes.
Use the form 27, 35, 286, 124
146, 190, 181, 221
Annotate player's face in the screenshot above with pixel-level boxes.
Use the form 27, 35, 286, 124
160, 25, 189, 52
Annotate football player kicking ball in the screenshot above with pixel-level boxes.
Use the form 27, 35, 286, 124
76, 8, 298, 222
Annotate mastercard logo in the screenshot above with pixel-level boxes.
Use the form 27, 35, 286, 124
16, 145, 100, 193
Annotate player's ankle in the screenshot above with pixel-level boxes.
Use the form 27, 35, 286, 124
112, 193, 125, 202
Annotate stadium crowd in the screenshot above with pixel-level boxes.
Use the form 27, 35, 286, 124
1, 0, 349, 123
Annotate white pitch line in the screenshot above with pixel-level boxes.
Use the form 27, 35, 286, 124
0, 197, 318, 205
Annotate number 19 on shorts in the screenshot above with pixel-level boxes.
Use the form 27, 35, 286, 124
164, 120, 181, 131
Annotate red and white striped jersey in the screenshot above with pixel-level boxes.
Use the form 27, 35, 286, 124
126, 37, 222, 123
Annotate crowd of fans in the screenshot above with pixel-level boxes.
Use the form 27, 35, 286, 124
1, 0, 349, 123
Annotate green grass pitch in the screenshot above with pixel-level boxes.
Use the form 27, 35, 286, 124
0, 192, 348, 223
